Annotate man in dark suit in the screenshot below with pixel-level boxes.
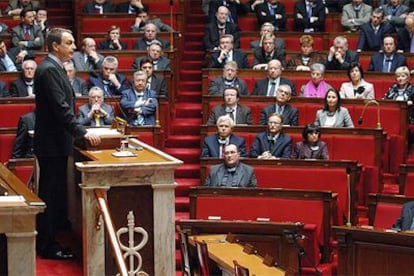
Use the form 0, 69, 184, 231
203, 6, 241, 51
34, 28, 100, 260
207, 0, 248, 24
259, 84, 299, 126
393, 201, 414, 231
131, 40, 171, 71
326, 35, 359, 70
130, 7, 173, 32
252, 59, 296, 96
207, 87, 253, 125
252, 33, 285, 69
77, 86, 114, 127
201, 115, 247, 158
250, 113, 292, 159
71, 37, 104, 72
208, 60, 249, 96
82, 0, 115, 14
255, 0, 287, 31
116, 0, 148, 13
294, 0, 326, 32
63, 61, 88, 96
397, 16, 414, 53
250, 22, 285, 57
133, 23, 170, 50
140, 57, 168, 99
205, 143, 257, 187
0, 38, 34, 72
3, 0, 40, 16
209, 34, 249, 69
89, 55, 130, 96
9, 59, 37, 97
11, 8, 44, 51
368, 35, 407, 72
11, 111, 35, 158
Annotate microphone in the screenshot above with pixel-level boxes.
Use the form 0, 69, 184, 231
357, 99, 381, 129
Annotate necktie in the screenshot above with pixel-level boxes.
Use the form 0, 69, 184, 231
24, 28, 30, 41
307, 4, 312, 18
383, 58, 392, 73
94, 113, 101, 127
276, 104, 284, 115
354, 8, 360, 18
410, 34, 414, 53
268, 82, 276, 96
226, 107, 235, 121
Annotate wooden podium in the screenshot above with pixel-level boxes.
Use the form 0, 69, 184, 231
74, 137, 182, 276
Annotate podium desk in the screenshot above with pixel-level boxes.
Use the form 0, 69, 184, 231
334, 226, 414, 276
75, 138, 182, 276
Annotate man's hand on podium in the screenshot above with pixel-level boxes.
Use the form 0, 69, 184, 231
85, 132, 101, 146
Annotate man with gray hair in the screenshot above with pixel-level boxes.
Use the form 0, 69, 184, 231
208, 61, 249, 95
250, 22, 285, 55
134, 22, 170, 50
63, 60, 88, 96
131, 39, 171, 70
326, 35, 359, 70
77, 86, 115, 127
209, 34, 249, 69
10, 59, 37, 97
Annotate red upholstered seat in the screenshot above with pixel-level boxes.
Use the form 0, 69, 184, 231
373, 203, 402, 228
0, 104, 35, 128
0, 134, 15, 163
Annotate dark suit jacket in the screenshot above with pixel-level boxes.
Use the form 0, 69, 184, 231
116, 2, 148, 13
131, 56, 171, 71
250, 132, 292, 158
294, 0, 326, 32
149, 74, 168, 98
259, 103, 299, 126
72, 51, 104, 71
291, 141, 329, 160
0, 80, 8, 97
71, 77, 88, 96
98, 39, 128, 50
397, 28, 413, 52
76, 103, 115, 127
9, 77, 32, 97
205, 162, 257, 187
206, 104, 253, 125
255, 2, 286, 31
11, 111, 35, 158
251, 77, 297, 96
207, 0, 248, 24
82, 1, 116, 13
203, 21, 241, 50
326, 49, 359, 70
357, 22, 394, 52
253, 47, 286, 67
11, 24, 44, 50
368, 52, 407, 72
88, 72, 130, 96
209, 49, 250, 69
201, 133, 247, 157
0, 47, 33, 72
208, 76, 249, 96
134, 38, 170, 50
34, 56, 86, 157
393, 201, 414, 231
120, 88, 158, 125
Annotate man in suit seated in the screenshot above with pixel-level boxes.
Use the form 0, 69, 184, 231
3, 0, 39, 16
252, 59, 296, 96
250, 22, 285, 56
326, 35, 359, 71
116, 0, 148, 14
77, 87, 114, 127
11, 111, 35, 158
207, 86, 253, 125
209, 34, 249, 69
393, 201, 414, 231
380, 0, 409, 31
0, 38, 34, 72
72, 37, 104, 72
10, 59, 36, 97
341, 0, 372, 33
139, 57, 168, 99
120, 70, 158, 126
201, 115, 247, 158
131, 7, 173, 32
131, 40, 171, 70
254, 0, 287, 31
294, 0, 326, 33
207, 0, 249, 24
203, 5, 241, 51
250, 113, 292, 159
368, 35, 407, 72
82, 0, 116, 14
134, 23, 170, 50
397, 15, 414, 53
208, 61, 249, 96
11, 8, 44, 51
204, 143, 257, 187
252, 33, 285, 70
259, 84, 298, 126
63, 61, 88, 97
89, 55, 130, 96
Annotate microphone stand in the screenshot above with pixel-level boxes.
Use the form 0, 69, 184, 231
357, 99, 381, 129
169, 0, 174, 51
346, 167, 352, 227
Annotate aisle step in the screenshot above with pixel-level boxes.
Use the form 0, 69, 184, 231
176, 91, 201, 102
182, 51, 205, 60
180, 70, 202, 81
171, 118, 202, 135
175, 178, 200, 196
175, 211, 190, 221
175, 196, 190, 212
175, 164, 200, 178
179, 81, 202, 91
165, 148, 200, 163
181, 60, 203, 70
166, 135, 200, 148
175, 103, 202, 118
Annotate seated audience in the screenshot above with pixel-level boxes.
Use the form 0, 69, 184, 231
356, 8, 393, 53
0, 80, 8, 97
10, 59, 36, 97
326, 36, 359, 71
134, 23, 170, 50
397, 15, 414, 53
300, 63, 333, 98
116, 0, 148, 14
11, 111, 35, 158
205, 143, 257, 187
132, 40, 171, 70
252, 33, 285, 70
3, 0, 39, 16
201, 115, 247, 158
89, 56, 130, 96
11, 8, 44, 51
0, 38, 34, 72
131, 7, 173, 32
292, 123, 329, 160
315, 88, 355, 127
120, 70, 158, 126
72, 37, 104, 71
34, 8, 50, 37
251, 113, 292, 159
203, 6, 240, 50
209, 34, 249, 69
339, 62, 375, 99
259, 84, 298, 126
368, 35, 407, 72
252, 59, 296, 96
140, 58, 168, 98
250, 23, 285, 57
380, 0, 409, 31
341, 0, 372, 32
254, 0, 286, 31
83, 0, 115, 14
98, 25, 127, 50
63, 61, 88, 97
287, 35, 325, 71
207, 0, 248, 24
208, 61, 249, 96
393, 201, 414, 231
207, 87, 253, 125
77, 86, 115, 127
294, 0, 326, 32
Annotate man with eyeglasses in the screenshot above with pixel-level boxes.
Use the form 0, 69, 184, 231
77, 86, 114, 127
250, 113, 292, 159
205, 143, 257, 187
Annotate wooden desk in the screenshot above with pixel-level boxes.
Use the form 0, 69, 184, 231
190, 234, 285, 276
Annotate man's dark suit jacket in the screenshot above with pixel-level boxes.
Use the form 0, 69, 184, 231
205, 162, 257, 187
209, 49, 250, 69
88, 72, 130, 96
98, 39, 128, 50
82, 1, 116, 13
9, 77, 32, 97
326, 49, 359, 70
294, 0, 326, 32
116, 2, 148, 13
71, 77, 88, 96
250, 132, 292, 158
368, 52, 407, 72
76, 103, 115, 127
393, 201, 414, 231
207, 0, 248, 24
397, 28, 413, 52
203, 21, 241, 50
0, 80, 8, 97
208, 76, 249, 96
120, 88, 158, 125
12, 111, 35, 158
0, 47, 34, 72
11, 24, 44, 50
251, 78, 297, 96
357, 22, 394, 52
131, 56, 171, 70
149, 74, 168, 98
133, 38, 170, 50
201, 133, 247, 158
255, 2, 286, 31
206, 104, 253, 125
253, 47, 286, 67
259, 103, 299, 126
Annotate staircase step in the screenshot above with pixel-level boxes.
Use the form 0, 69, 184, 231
175, 103, 202, 118
164, 148, 200, 163
186, 25, 205, 32
175, 178, 200, 196
185, 32, 204, 41
180, 70, 202, 81
181, 60, 203, 70
382, 183, 399, 194
171, 118, 202, 135
178, 81, 202, 91
176, 91, 201, 103
175, 196, 190, 212
165, 135, 201, 148
175, 211, 190, 222
182, 51, 205, 60
175, 164, 200, 178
